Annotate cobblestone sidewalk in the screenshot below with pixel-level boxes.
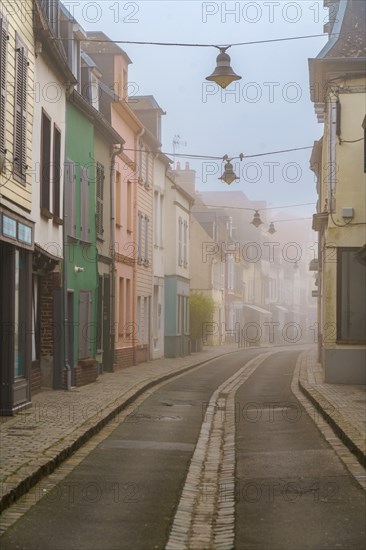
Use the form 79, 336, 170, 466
0, 344, 240, 513
298, 349, 366, 467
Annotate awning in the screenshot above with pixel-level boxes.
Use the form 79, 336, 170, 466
275, 305, 289, 313
242, 304, 272, 315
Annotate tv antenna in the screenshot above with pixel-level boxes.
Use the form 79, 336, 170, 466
172, 134, 187, 168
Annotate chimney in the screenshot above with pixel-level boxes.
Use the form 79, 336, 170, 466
185, 161, 190, 170
176, 161, 181, 170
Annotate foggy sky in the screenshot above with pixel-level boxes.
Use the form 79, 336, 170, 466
70, 0, 327, 218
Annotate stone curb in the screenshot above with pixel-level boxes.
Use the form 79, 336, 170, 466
0, 347, 241, 514
298, 352, 366, 469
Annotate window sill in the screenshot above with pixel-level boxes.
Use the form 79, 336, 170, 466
53, 215, 63, 226
97, 235, 105, 242
41, 207, 53, 220
336, 340, 366, 346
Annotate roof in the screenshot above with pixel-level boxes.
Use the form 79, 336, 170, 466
128, 95, 166, 115
83, 32, 132, 64
317, 0, 366, 59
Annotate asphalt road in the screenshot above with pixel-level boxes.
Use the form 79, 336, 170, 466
235, 351, 366, 550
1, 348, 365, 550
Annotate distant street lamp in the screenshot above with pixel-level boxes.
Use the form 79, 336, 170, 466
206, 47, 241, 89
251, 210, 264, 228
268, 222, 276, 235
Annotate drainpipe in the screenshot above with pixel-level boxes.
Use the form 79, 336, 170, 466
133, 127, 145, 365
110, 144, 124, 370
63, 167, 71, 391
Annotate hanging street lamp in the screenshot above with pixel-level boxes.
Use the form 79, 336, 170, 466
268, 222, 276, 235
206, 47, 242, 89
219, 159, 238, 185
251, 210, 263, 228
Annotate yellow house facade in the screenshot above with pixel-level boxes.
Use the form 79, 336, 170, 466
309, 0, 366, 383
0, 0, 35, 413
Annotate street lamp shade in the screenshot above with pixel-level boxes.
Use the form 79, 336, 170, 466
206, 48, 241, 89
219, 160, 238, 185
251, 210, 263, 228
268, 222, 276, 235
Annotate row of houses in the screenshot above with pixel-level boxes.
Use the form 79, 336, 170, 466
0, 0, 318, 415
0, 0, 198, 414
308, 0, 366, 384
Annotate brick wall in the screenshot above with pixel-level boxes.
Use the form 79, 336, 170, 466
114, 346, 135, 369
63, 359, 98, 388
136, 344, 148, 364
31, 362, 41, 394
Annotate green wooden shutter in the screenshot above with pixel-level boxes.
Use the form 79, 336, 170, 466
80, 166, 90, 241
64, 160, 76, 237
96, 162, 104, 238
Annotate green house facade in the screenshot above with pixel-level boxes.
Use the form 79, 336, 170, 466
64, 96, 99, 386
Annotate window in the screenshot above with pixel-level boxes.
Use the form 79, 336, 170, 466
116, 171, 121, 226
127, 180, 132, 231
144, 215, 149, 262
337, 248, 366, 342
145, 150, 150, 187
137, 211, 143, 261
183, 219, 188, 267
137, 296, 141, 338
178, 216, 183, 265
138, 143, 143, 182
184, 296, 189, 334
154, 191, 158, 245
159, 194, 164, 246
40, 111, 51, 212
177, 295, 182, 335
53, 125, 61, 219
119, 277, 124, 336
14, 36, 28, 182
144, 297, 149, 343
0, 16, 7, 160
96, 162, 105, 239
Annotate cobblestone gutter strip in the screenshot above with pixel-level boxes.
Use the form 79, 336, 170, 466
297, 352, 366, 469
0, 348, 241, 514
166, 353, 271, 550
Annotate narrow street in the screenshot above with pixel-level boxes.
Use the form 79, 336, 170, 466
1, 348, 365, 550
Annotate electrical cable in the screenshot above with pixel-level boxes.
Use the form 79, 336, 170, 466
72, 33, 334, 48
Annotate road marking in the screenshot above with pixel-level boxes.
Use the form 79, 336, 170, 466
166, 352, 272, 550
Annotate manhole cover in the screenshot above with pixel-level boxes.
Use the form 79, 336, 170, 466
160, 400, 194, 407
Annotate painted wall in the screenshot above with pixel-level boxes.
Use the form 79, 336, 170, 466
65, 101, 97, 363
32, 54, 66, 251
0, 0, 34, 212
318, 81, 366, 383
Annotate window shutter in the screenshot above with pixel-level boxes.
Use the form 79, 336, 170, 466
64, 160, 76, 236
80, 166, 90, 241
40, 112, 51, 211
14, 38, 28, 180
53, 126, 61, 218
96, 162, 104, 238
0, 17, 7, 158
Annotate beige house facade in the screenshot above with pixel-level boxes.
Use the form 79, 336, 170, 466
309, 0, 366, 383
